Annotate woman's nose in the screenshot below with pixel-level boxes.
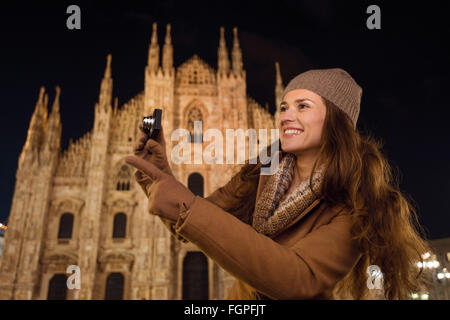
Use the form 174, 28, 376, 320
279, 107, 296, 123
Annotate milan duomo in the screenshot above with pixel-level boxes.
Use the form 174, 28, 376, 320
0, 23, 282, 300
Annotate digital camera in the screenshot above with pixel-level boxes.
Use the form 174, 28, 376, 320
142, 108, 162, 140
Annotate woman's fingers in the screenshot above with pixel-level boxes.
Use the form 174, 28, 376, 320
135, 134, 149, 153
135, 114, 166, 153
144, 138, 165, 156
135, 122, 153, 153
126, 155, 164, 181
135, 170, 150, 183
134, 136, 167, 167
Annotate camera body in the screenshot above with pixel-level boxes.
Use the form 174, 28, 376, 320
142, 109, 162, 140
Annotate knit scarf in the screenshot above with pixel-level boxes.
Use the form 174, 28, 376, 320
252, 152, 326, 237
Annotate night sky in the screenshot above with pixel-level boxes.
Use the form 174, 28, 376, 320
1, 1, 449, 239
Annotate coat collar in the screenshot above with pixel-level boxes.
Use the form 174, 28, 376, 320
255, 171, 324, 239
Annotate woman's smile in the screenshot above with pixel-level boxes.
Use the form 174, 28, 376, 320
282, 127, 304, 138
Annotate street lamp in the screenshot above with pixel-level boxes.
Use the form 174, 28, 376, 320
410, 252, 441, 299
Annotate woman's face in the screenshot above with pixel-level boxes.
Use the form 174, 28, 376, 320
279, 89, 327, 156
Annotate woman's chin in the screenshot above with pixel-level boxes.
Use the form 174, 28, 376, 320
281, 144, 303, 154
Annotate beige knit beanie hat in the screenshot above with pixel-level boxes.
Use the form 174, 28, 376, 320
282, 68, 362, 128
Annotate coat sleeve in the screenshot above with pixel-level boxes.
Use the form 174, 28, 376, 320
172, 195, 362, 300
158, 162, 261, 243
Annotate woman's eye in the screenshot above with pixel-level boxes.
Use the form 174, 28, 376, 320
280, 104, 308, 112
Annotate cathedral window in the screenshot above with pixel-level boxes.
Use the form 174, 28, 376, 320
47, 274, 68, 300
112, 212, 127, 238
187, 107, 203, 143
116, 165, 131, 191
105, 273, 124, 300
58, 213, 74, 239
188, 173, 204, 197
182, 252, 208, 299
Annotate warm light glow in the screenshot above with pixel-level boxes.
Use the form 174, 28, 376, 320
421, 293, 429, 300
437, 273, 444, 279
417, 252, 441, 269
417, 259, 440, 269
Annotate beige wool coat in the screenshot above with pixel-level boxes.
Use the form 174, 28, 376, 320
160, 153, 363, 300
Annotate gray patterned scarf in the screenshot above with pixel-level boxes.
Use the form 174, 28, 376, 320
252, 152, 326, 237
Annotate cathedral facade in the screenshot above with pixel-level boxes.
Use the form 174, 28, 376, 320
0, 23, 282, 300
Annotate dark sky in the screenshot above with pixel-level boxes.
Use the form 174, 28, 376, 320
1, 1, 449, 239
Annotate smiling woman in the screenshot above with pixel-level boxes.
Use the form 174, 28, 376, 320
129, 67, 433, 300
271, 68, 433, 299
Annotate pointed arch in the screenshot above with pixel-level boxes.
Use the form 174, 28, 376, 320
47, 274, 68, 300
105, 272, 124, 300
182, 252, 209, 299
114, 163, 132, 191
112, 212, 127, 238
184, 100, 209, 144
57, 213, 74, 239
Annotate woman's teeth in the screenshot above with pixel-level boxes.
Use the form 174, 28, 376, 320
284, 129, 303, 135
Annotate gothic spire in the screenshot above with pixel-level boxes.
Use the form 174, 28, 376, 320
104, 53, 112, 78
50, 86, 61, 116
217, 26, 230, 76
34, 86, 45, 117
30, 86, 45, 128
231, 27, 243, 77
25, 86, 46, 150
274, 61, 285, 126
98, 54, 113, 111
47, 86, 61, 129
42, 91, 49, 122
275, 61, 284, 107
147, 22, 160, 73
162, 24, 173, 74
43, 86, 62, 149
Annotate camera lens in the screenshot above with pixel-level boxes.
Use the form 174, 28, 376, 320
142, 116, 155, 135
142, 109, 162, 140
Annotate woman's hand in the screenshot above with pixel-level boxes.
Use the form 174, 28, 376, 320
126, 155, 195, 222
133, 122, 173, 197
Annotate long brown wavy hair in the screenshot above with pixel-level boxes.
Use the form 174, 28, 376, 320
306, 97, 434, 300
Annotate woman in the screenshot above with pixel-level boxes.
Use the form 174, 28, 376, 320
126, 68, 432, 300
